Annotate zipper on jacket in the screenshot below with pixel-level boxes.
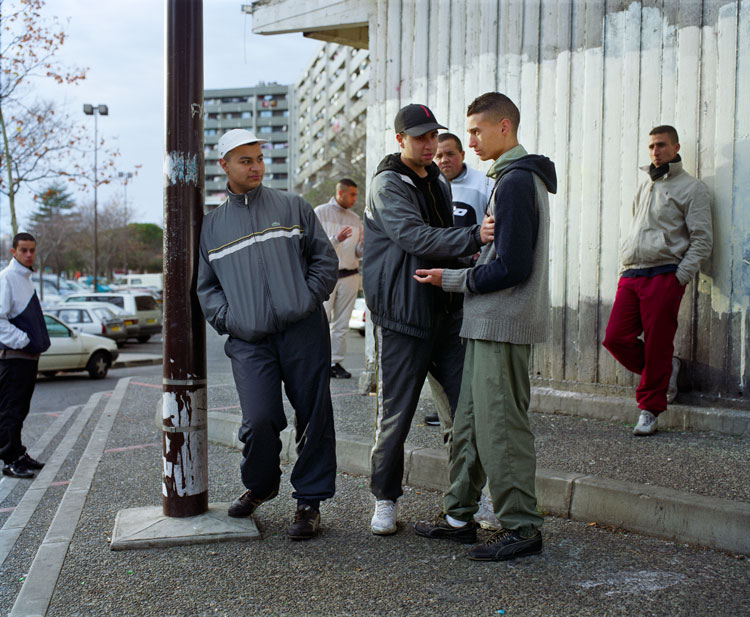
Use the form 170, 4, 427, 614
246, 193, 281, 332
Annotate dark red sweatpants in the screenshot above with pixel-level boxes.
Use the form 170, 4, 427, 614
603, 273, 685, 414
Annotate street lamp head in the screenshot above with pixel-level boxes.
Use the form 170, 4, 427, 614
83, 103, 108, 116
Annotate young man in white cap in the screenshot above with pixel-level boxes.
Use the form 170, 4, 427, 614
198, 129, 339, 540
363, 104, 492, 535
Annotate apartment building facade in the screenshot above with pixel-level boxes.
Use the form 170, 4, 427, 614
203, 84, 291, 209
292, 43, 369, 194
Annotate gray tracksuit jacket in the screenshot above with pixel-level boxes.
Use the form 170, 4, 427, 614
197, 184, 338, 343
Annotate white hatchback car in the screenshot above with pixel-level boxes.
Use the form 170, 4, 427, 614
39, 314, 119, 379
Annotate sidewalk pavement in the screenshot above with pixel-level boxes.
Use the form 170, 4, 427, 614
207, 374, 749, 556
2, 374, 748, 617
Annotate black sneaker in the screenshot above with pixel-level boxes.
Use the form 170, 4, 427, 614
414, 513, 477, 544
2, 459, 35, 479
227, 487, 278, 518
330, 363, 352, 379
20, 453, 45, 470
287, 504, 321, 540
467, 528, 543, 561
423, 414, 440, 426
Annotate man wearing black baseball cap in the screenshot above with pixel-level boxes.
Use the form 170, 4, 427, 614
362, 104, 493, 535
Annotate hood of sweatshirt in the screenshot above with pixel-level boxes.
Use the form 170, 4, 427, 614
375, 153, 442, 183
488, 145, 557, 195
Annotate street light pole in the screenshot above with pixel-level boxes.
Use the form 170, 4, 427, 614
118, 170, 134, 220
83, 103, 108, 291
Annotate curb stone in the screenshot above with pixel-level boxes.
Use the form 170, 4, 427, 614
208, 410, 750, 555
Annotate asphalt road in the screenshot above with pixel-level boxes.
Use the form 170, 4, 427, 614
29, 325, 367, 416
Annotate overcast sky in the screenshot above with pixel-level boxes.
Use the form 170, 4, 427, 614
2, 0, 322, 234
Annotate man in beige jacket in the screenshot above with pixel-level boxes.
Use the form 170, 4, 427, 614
603, 126, 712, 435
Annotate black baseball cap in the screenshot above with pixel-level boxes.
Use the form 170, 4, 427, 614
394, 104, 447, 136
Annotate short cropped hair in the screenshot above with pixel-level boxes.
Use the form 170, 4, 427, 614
337, 178, 358, 189
438, 133, 463, 152
466, 92, 520, 132
13, 232, 36, 249
649, 125, 679, 144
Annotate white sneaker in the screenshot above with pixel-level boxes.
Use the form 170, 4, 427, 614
474, 492, 501, 530
633, 410, 657, 436
371, 499, 398, 535
667, 357, 680, 403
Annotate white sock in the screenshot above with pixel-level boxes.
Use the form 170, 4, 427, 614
446, 514, 467, 528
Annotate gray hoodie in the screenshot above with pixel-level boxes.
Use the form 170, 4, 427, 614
198, 184, 338, 342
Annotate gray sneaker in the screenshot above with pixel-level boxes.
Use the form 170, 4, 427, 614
633, 410, 657, 436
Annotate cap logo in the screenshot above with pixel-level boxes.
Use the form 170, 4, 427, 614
419, 105, 431, 118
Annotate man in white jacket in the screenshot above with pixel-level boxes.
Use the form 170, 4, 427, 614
315, 179, 364, 379
0, 233, 50, 478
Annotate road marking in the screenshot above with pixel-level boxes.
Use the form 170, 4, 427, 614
130, 381, 161, 389
0, 399, 100, 566
0, 406, 78, 507
104, 442, 160, 453
10, 378, 131, 617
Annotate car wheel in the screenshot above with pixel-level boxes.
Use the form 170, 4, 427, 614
137, 335, 151, 344
358, 330, 365, 337
87, 350, 110, 379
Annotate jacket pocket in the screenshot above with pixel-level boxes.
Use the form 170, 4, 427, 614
636, 228, 672, 262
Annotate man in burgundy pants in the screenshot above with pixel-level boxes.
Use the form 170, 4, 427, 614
603, 126, 712, 435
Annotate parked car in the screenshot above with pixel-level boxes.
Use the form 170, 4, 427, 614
46, 302, 128, 346
39, 314, 119, 379
64, 291, 161, 343
348, 297, 366, 336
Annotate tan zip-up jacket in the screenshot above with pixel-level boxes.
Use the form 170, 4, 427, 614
619, 160, 712, 285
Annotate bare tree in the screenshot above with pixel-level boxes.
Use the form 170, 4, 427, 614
301, 128, 367, 215
75, 197, 134, 281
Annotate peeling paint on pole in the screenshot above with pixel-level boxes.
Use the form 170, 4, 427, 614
162, 389, 208, 500
164, 151, 200, 186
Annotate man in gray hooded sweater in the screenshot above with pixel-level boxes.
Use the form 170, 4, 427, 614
414, 92, 556, 562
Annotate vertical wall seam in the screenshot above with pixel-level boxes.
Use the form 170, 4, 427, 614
594, 1, 608, 385
561, 0, 574, 380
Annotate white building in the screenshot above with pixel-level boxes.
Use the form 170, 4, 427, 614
251, 0, 750, 405
292, 43, 370, 193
